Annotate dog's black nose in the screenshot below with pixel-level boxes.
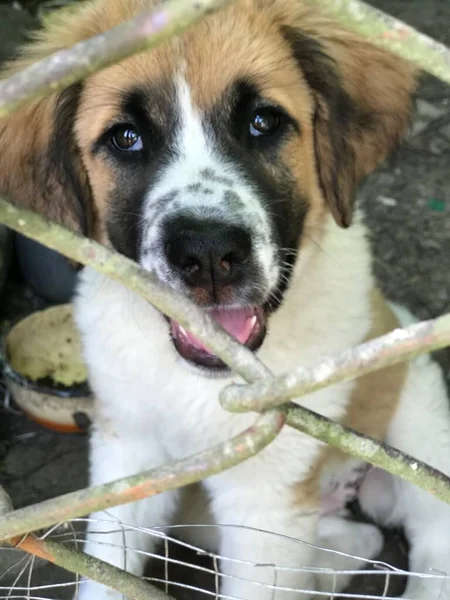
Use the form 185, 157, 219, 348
165, 218, 252, 291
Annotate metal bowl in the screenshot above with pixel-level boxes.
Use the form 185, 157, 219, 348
3, 304, 94, 433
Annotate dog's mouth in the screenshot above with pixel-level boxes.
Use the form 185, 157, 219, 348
169, 306, 267, 370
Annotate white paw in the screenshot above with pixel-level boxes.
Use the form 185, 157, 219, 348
75, 579, 125, 600
320, 461, 370, 516
358, 467, 397, 524
354, 522, 384, 560
400, 577, 450, 600
317, 516, 383, 563
221, 571, 315, 600
315, 518, 384, 596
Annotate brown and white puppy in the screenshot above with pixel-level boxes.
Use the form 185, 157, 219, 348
2, 1, 450, 598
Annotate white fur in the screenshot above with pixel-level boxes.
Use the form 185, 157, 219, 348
141, 77, 279, 294
72, 80, 450, 600
359, 302, 450, 599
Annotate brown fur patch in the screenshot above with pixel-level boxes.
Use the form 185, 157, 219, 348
0, 0, 417, 241
0, 85, 91, 235
293, 289, 407, 509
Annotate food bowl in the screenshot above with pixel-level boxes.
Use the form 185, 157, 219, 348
3, 304, 94, 433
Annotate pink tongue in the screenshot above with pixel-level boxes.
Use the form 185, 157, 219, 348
176, 308, 257, 353
210, 308, 256, 343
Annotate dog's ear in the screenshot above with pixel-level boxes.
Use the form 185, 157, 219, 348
0, 81, 92, 236
281, 19, 417, 227
0, 7, 99, 238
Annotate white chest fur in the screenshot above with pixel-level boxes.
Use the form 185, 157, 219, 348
73, 214, 373, 479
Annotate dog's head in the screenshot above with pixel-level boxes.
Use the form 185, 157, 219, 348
0, 0, 416, 371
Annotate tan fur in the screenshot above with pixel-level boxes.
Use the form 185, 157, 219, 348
0, 94, 85, 232
294, 289, 407, 509
0, 0, 417, 240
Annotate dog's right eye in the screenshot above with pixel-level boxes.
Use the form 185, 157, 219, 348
110, 124, 143, 152
249, 108, 281, 137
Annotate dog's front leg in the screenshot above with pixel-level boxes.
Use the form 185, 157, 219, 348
358, 356, 450, 600
76, 427, 180, 600
205, 476, 318, 600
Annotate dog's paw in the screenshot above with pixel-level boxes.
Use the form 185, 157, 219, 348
355, 521, 384, 560
318, 516, 383, 562
75, 579, 125, 600
315, 516, 383, 596
320, 460, 370, 516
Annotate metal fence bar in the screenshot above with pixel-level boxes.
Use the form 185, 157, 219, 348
0, 0, 236, 117
301, 0, 450, 85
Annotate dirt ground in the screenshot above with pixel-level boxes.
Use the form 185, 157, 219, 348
0, 0, 449, 598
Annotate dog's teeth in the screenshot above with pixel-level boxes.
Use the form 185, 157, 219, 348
250, 315, 257, 329
179, 325, 188, 337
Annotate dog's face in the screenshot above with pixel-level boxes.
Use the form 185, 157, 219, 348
0, 0, 416, 371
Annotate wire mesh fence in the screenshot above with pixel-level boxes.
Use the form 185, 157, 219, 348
1, 518, 449, 599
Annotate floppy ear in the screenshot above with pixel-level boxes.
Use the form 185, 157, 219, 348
281, 19, 417, 227
0, 81, 92, 236
0, 5, 100, 238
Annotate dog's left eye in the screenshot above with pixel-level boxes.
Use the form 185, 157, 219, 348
249, 108, 281, 137
110, 124, 143, 152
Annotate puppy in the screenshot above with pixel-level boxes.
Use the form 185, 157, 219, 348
1, 1, 450, 598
